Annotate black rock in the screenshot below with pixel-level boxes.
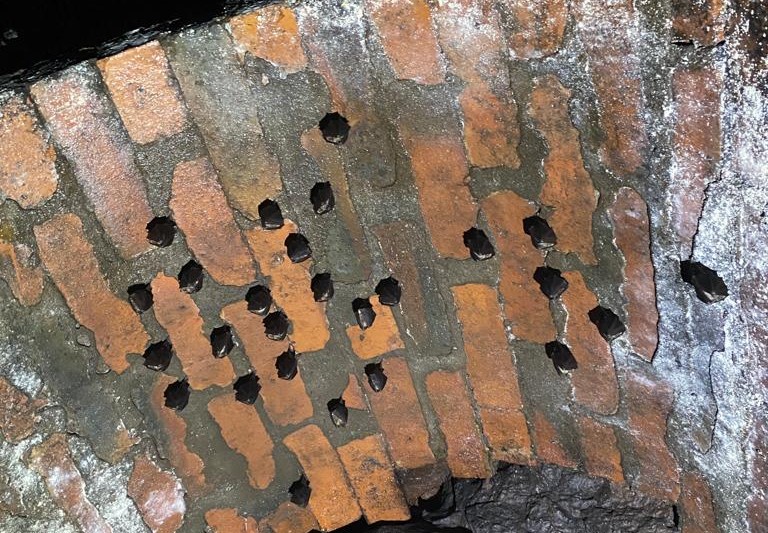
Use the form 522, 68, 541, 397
289, 474, 311, 507
319, 112, 350, 144
353, 297, 376, 330
276, 346, 298, 380
327, 398, 348, 427
263, 311, 289, 341
365, 362, 387, 392
246, 284, 272, 316
285, 233, 312, 263
164, 379, 190, 411
210, 325, 235, 358
588, 306, 626, 342
533, 266, 568, 299
258, 199, 284, 230
311, 272, 334, 302
545, 341, 578, 375
146, 216, 176, 247
143, 340, 173, 371
680, 260, 728, 304
233, 372, 261, 404
523, 215, 557, 249
463, 227, 495, 261
375, 276, 401, 306
127, 283, 153, 313
310, 181, 335, 215
178, 260, 204, 293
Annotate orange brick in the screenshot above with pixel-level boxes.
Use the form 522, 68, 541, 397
170, 158, 255, 286
127, 456, 185, 533
425, 370, 491, 478
208, 394, 275, 490
34, 213, 149, 373
152, 273, 235, 389
452, 284, 533, 464
365, 0, 444, 84
561, 271, 619, 415
530, 411, 576, 468
228, 5, 307, 74
221, 302, 314, 426
399, 131, 477, 259
283, 425, 362, 531
0, 241, 44, 306
205, 508, 260, 533
342, 374, 367, 411
338, 435, 410, 523
27, 434, 113, 533
245, 221, 330, 352
529, 75, 598, 264
502, 0, 568, 59
31, 66, 154, 259
608, 187, 658, 362
680, 472, 718, 533
483, 191, 556, 343
264, 502, 318, 533
98, 41, 187, 144
458, 83, 520, 169
0, 94, 58, 208
365, 357, 435, 470
346, 298, 404, 359
576, 416, 623, 483
0, 377, 45, 442
672, 0, 726, 45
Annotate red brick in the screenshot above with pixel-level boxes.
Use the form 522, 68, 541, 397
342, 374, 367, 411
452, 284, 533, 464
501, 0, 568, 59
34, 213, 149, 374
679, 472, 718, 533
27, 434, 113, 533
221, 302, 314, 426
245, 221, 330, 353
170, 157, 256, 286
30, 66, 154, 259
149, 375, 206, 493
669, 68, 722, 254
0, 377, 46, 442
425, 370, 491, 478
608, 187, 659, 362
338, 435, 411, 523
346, 298, 404, 359
228, 5, 307, 74
264, 502, 318, 533
208, 394, 275, 490
458, 83, 521, 169
399, 130, 477, 258
283, 425, 362, 531
0, 94, 58, 208
561, 271, 619, 415
0, 241, 44, 306
127, 456, 185, 533
530, 411, 576, 468
748, 418, 768, 533
672, 0, 726, 46
482, 191, 556, 343
625, 373, 680, 501
365, 0, 444, 84
529, 75, 598, 265
576, 416, 623, 483
365, 357, 435, 470
205, 508, 260, 533
97, 41, 188, 144
151, 273, 235, 389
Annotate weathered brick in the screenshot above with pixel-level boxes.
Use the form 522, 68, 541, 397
452, 284, 533, 464
0, 94, 58, 208
0, 377, 45, 442
228, 5, 307, 74
0, 241, 44, 306
399, 131, 477, 258
27, 434, 113, 533
97, 41, 188, 144
34, 213, 149, 373
531, 411, 577, 468
576, 416, 624, 483
343, 374, 367, 411
152, 273, 235, 389
127, 456, 185, 533
458, 83, 521, 169
170, 157, 255, 286
625, 373, 680, 501
501, 0, 568, 59
365, 357, 435, 470
221, 302, 314, 426
679, 472, 718, 533
365, 0, 444, 84
482, 191, 556, 343
30, 66, 154, 258
608, 187, 658, 362
205, 508, 260, 533
208, 394, 275, 490
338, 435, 411, 523
245, 221, 330, 353
346, 298, 404, 359
425, 370, 491, 479
264, 502, 318, 533
748, 418, 768, 533
669, 68, 722, 254
529, 75, 598, 265
561, 271, 619, 415
672, 0, 726, 46
283, 424, 362, 531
